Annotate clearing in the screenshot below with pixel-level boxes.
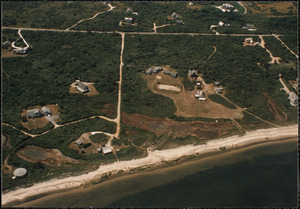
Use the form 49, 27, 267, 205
144, 69, 243, 119
122, 112, 235, 139
248, 2, 297, 17
20, 104, 60, 130
17, 145, 78, 167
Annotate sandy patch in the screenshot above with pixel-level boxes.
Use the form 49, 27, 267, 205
69, 82, 99, 96
17, 145, 78, 167
157, 84, 181, 92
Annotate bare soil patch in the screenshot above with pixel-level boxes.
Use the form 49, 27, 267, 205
249, 2, 297, 17
20, 104, 61, 130
102, 103, 117, 118
2, 49, 28, 58
122, 112, 235, 139
144, 70, 243, 119
69, 82, 99, 96
17, 145, 78, 167
263, 92, 287, 121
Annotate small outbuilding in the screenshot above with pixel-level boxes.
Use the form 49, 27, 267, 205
102, 146, 112, 155
215, 87, 223, 94
75, 139, 83, 147
245, 37, 253, 44
41, 106, 51, 116
172, 12, 179, 18
76, 82, 90, 93
13, 168, 27, 178
189, 2, 194, 6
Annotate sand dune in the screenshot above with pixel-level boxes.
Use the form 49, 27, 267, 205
2, 124, 298, 205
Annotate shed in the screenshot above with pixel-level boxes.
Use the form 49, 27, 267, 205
97, 147, 102, 153
26, 109, 42, 118
243, 24, 256, 30
154, 67, 163, 73
102, 146, 112, 155
13, 168, 27, 178
77, 82, 90, 93
233, 9, 239, 13
75, 139, 83, 147
41, 106, 51, 116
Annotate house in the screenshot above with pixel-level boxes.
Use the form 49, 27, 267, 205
189, 2, 194, 6
195, 91, 206, 101
125, 8, 132, 14
76, 81, 90, 93
75, 139, 83, 147
2, 41, 11, 49
172, 12, 179, 18
243, 24, 256, 30
215, 87, 223, 94
214, 81, 220, 86
146, 68, 154, 75
233, 9, 239, 13
154, 67, 163, 73
188, 70, 198, 78
245, 38, 253, 44
102, 145, 112, 154
124, 17, 133, 24
97, 147, 102, 153
164, 70, 172, 75
224, 23, 230, 27
288, 92, 298, 106
218, 21, 224, 27
13, 48, 27, 54
222, 3, 234, 10
41, 106, 51, 116
176, 20, 184, 25
26, 109, 42, 118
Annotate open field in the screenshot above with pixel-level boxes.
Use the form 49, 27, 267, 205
247, 2, 297, 17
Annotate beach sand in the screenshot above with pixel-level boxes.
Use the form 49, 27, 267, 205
2, 124, 298, 206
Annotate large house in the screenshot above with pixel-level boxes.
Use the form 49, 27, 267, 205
164, 70, 178, 78
245, 37, 253, 44
124, 17, 133, 24
76, 81, 90, 93
26, 106, 52, 118
288, 92, 298, 106
222, 3, 234, 10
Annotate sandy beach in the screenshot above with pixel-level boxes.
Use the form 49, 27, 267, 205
2, 124, 298, 206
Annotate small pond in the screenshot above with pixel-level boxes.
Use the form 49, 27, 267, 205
21, 147, 48, 161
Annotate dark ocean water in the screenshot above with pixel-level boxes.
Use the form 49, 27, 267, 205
16, 139, 298, 208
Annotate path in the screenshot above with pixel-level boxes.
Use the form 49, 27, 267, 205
279, 76, 291, 94
231, 119, 246, 135
153, 23, 171, 33
65, 3, 115, 31
258, 35, 281, 64
113, 32, 125, 139
219, 95, 280, 128
237, 2, 247, 14
272, 34, 298, 58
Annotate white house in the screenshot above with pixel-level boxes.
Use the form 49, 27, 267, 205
124, 17, 133, 23
222, 3, 234, 10
218, 21, 224, 27
288, 92, 298, 106
245, 37, 253, 44
76, 81, 90, 93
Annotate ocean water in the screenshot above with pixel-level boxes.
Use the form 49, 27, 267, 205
15, 139, 298, 208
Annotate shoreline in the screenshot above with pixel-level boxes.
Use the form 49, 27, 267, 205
2, 124, 298, 206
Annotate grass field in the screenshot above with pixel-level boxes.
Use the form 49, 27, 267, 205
208, 94, 237, 109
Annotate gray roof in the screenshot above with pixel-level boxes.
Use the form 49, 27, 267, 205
41, 106, 51, 115
102, 146, 112, 154
164, 70, 171, 75
176, 20, 184, 25
170, 72, 178, 78
78, 83, 89, 91
26, 109, 41, 118
75, 139, 83, 145
13, 168, 27, 177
